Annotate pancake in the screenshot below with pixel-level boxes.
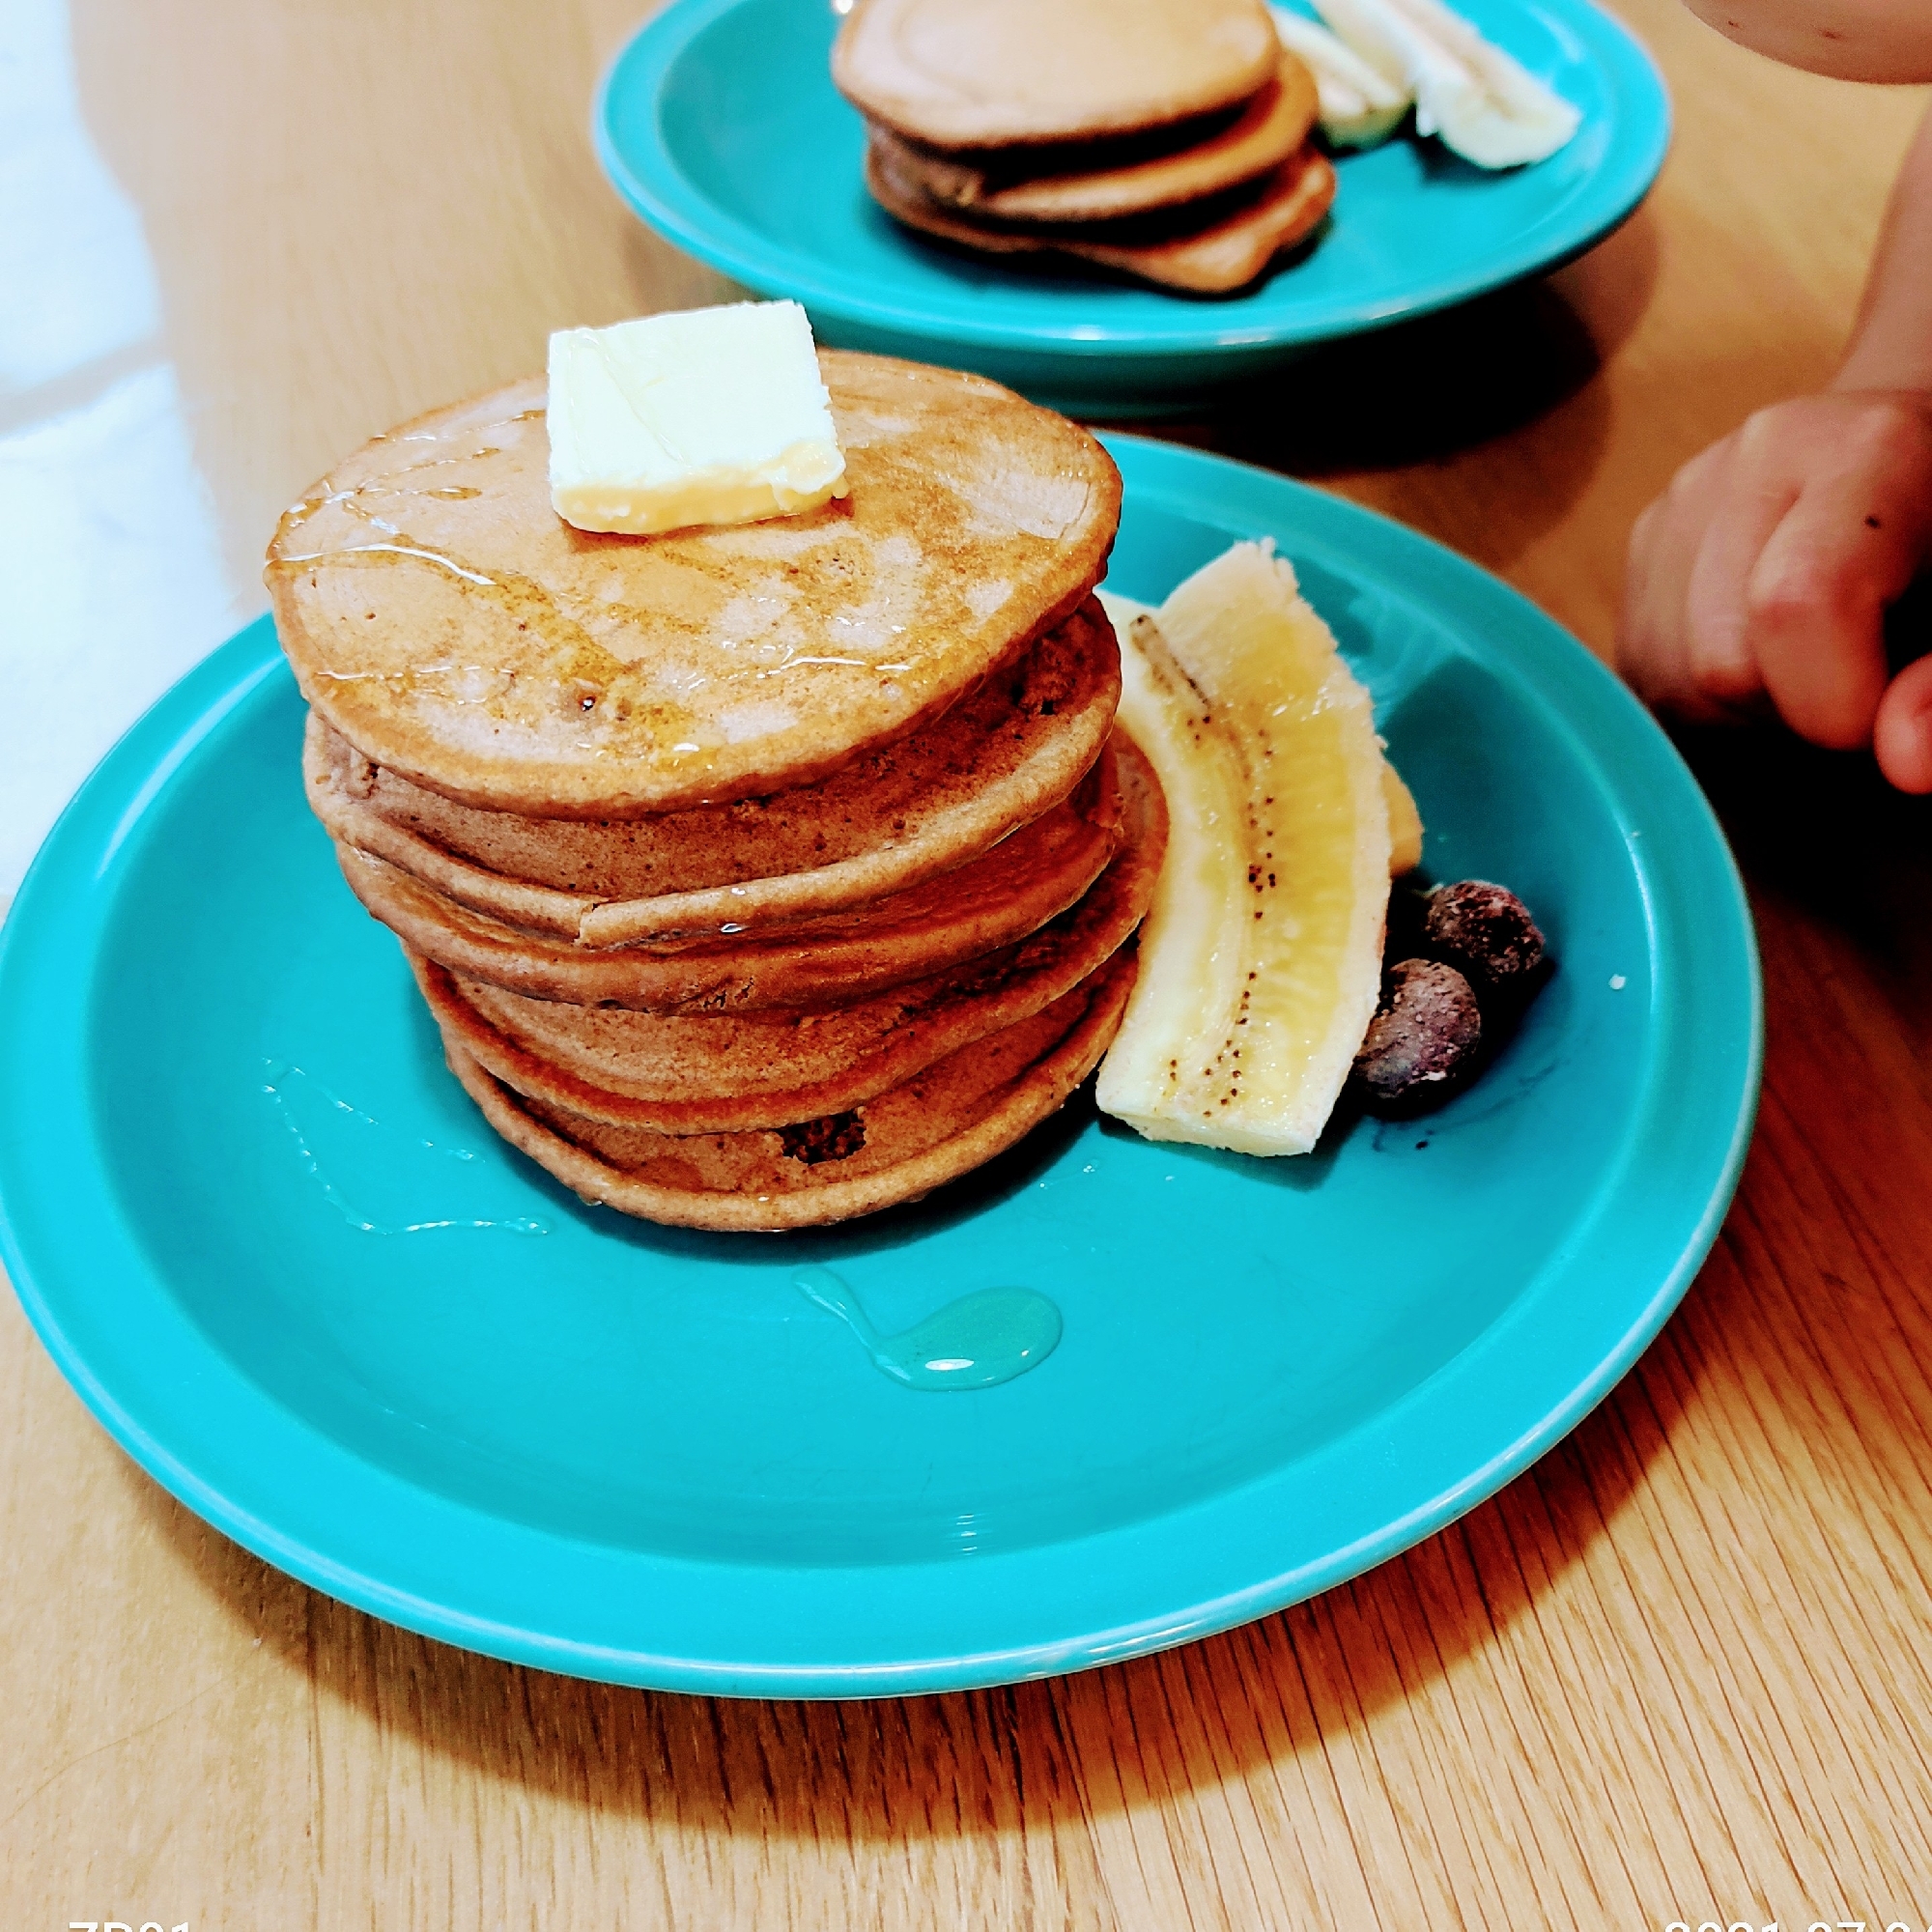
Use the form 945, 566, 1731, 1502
331, 738, 1131, 1012
304, 596, 1120, 945
879, 57, 1319, 225
267, 351, 1121, 818
443, 951, 1137, 1232
867, 137, 1338, 295
833, 0, 1280, 150
412, 735, 1164, 1133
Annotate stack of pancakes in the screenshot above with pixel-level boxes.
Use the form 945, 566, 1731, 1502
269, 351, 1167, 1232
835, 0, 1335, 294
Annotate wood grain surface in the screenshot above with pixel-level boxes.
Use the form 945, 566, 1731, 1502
5, 0, 1932, 1924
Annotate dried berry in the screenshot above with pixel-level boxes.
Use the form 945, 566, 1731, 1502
1424, 881, 1545, 997
1353, 959, 1483, 1104
778, 1111, 867, 1164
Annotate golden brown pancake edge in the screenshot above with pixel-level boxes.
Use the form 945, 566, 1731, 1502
268, 351, 1122, 817
327, 739, 1131, 1014
303, 597, 1122, 945
877, 56, 1320, 226
867, 138, 1338, 295
411, 735, 1166, 1132
441, 951, 1138, 1232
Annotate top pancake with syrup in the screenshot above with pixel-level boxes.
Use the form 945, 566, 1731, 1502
266, 351, 1120, 818
833, 0, 1280, 150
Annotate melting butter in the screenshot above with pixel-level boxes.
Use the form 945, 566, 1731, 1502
548, 301, 848, 537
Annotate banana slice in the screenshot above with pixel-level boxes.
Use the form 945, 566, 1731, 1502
1095, 543, 1393, 1157
1098, 587, 1422, 877
1312, 0, 1580, 168
1383, 760, 1423, 874
1269, 7, 1411, 149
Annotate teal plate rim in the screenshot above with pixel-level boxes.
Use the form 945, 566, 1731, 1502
0, 437, 1760, 1699
592, 0, 1672, 364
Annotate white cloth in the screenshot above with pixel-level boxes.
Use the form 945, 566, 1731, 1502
1, 0, 248, 904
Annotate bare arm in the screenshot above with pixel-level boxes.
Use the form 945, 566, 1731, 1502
1837, 104, 1932, 390
1681, 0, 1932, 84
1619, 101, 1932, 793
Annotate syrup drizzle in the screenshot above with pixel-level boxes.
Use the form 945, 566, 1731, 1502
793, 1264, 1061, 1391
262, 1060, 547, 1236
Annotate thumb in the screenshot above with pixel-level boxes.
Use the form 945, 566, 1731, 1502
1874, 650, 1932, 793
1745, 403, 1932, 750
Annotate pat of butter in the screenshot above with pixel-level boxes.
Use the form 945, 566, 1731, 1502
547, 300, 848, 536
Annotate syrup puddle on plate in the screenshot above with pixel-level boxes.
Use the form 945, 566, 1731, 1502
262, 1059, 547, 1236
794, 1264, 1061, 1391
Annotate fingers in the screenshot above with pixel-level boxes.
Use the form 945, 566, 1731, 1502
1747, 400, 1932, 749
1683, 424, 1799, 707
1620, 437, 1755, 722
1874, 651, 1932, 793
1621, 393, 1932, 790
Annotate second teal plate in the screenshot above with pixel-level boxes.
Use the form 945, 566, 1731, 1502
0, 439, 1757, 1697
596, 0, 1671, 412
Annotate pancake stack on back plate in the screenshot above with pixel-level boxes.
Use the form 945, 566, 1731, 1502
835, 0, 1336, 294
269, 350, 1167, 1232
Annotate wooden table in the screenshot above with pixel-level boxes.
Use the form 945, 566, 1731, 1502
5, 0, 1930, 1922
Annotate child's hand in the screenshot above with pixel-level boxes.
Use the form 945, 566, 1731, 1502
1618, 389, 1932, 792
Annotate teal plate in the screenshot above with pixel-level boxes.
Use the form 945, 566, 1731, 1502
595, 0, 1671, 413
0, 440, 1757, 1697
